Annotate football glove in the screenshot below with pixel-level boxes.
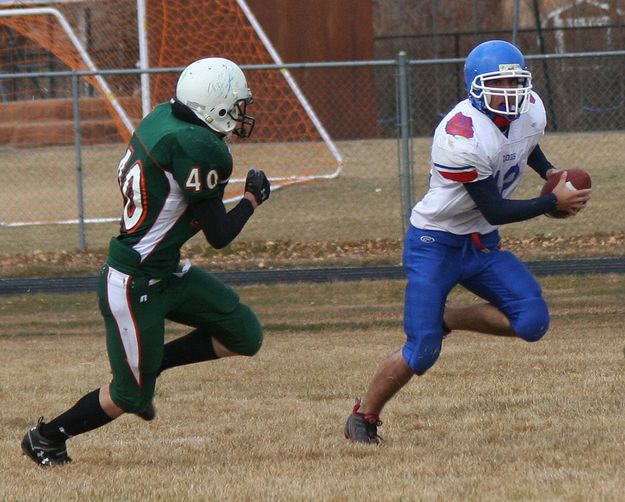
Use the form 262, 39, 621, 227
245, 168, 270, 205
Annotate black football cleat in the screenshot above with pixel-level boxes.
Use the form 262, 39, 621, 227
135, 401, 156, 421
21, 418, 72, 467
344, 398, 382, 445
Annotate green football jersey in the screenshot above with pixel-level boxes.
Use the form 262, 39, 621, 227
115, 102, 233, 278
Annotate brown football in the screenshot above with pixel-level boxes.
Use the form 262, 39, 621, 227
540, 169, 591, 219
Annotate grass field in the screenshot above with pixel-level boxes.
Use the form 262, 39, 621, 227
1, 276, 624, 500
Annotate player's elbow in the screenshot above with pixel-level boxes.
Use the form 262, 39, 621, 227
480, 209, 505, 226
210, 238, 230, 250
203, 230, 231, 249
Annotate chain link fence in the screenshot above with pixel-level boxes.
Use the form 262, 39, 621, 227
1, 52, 624, 256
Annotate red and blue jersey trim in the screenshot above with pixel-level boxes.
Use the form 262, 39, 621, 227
434, 162, 478, 182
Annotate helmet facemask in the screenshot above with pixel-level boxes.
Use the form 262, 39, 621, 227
469, 65, 532, 117
229, 96, 255, 138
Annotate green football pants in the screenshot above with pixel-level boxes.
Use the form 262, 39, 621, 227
97, 264, 263, 413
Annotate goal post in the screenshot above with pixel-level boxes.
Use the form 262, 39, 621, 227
135, 0, 342, 192
0, 0, 343, 226
0, 6, 135, 139
142, 0, 343, 197
233, 0, 343, 181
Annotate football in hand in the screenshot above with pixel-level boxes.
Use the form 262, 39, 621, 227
540, 168, 591, 218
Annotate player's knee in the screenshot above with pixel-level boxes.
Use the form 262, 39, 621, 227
231, 304, 264, 356
110, 383, 155, 414
402, 334, 442, 375
511, 297, 550, 342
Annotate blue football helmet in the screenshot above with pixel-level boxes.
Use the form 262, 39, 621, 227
464, 40, 532, 117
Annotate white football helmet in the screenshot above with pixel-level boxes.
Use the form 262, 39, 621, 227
175, 57, 255, 137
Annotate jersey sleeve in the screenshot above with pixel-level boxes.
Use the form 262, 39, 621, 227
431, 112, 493, 183
527, 91, 547, 132
170, 128, 233, 203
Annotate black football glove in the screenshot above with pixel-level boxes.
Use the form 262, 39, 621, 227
245, 168, 270, 205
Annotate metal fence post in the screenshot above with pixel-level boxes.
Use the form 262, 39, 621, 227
512, 0, 521, 45
397, 51, 413, 231
71, 72, 86, 251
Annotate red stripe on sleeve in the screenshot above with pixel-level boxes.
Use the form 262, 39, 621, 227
440, 170, 478, 182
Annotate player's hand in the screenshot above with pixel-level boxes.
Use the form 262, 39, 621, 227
545, 167, 563, 178
244, 168, 270, 207
552, 172, 591, 216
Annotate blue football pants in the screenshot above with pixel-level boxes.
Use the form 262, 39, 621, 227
401, 226, 549, 374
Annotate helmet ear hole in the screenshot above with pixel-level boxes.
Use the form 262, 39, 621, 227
218, 109, 227, 117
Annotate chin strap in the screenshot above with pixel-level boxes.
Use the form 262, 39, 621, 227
170, 97, 210, 129
494, 114, 511, 130
470, 97, 516, 130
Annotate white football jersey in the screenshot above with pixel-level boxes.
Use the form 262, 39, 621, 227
410, 91, 547, 235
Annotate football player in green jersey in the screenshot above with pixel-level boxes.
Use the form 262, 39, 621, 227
22, 58, 271, 466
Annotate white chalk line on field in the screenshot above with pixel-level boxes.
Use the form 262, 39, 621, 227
110, 436, 211, 447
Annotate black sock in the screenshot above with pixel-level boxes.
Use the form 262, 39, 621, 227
39, 389, 115, 442
159, 329, 218, 373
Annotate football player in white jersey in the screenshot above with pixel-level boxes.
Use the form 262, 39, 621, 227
345, 40, 591, 444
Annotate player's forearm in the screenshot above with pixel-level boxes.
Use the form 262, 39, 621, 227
465, 176, 557, 225
527, 144, 554, 180
190, 197, 254, 249
476, 195, 558, 225
215, 198, 255, 248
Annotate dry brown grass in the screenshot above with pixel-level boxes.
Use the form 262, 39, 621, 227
2, 131, 625, 258
1, 276, 624, 500
1, 132, 624, 279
